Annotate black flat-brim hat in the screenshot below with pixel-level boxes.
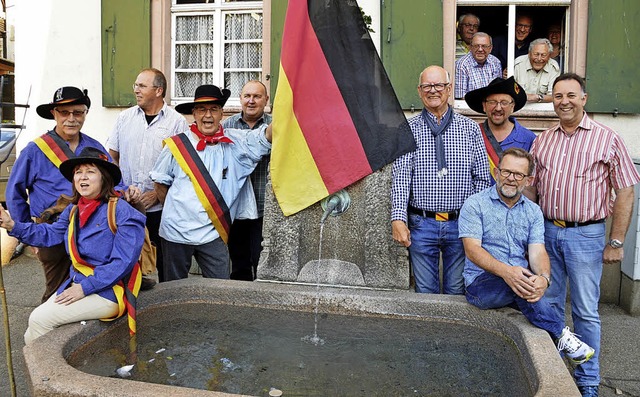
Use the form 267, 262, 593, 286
36, 86, 91, 120
175, 84, 231, 114
59, 147, 122, 185
464, 76, 527, 114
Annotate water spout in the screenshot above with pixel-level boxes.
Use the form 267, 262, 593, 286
320, 196, 341, 223
319, 190, 350, 223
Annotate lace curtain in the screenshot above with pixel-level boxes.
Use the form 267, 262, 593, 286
173, 10, 263, 98
224, 12, 263, 96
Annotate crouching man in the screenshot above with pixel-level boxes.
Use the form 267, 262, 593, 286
458, 148, 594, 365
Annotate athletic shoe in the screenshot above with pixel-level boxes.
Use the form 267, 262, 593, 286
556, 326, 595, 365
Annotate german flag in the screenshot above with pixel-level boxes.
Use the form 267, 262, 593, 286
271, 0, 416, 216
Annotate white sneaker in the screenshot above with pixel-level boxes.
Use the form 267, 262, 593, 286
556, 326, 595, 365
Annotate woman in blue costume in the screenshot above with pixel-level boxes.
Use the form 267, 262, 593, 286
0, 147, 145, 344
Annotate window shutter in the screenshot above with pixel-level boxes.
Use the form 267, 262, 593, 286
586, 0, 640, 114
381, 0, 443, 110
269, 0, 288, 100
101, 0, 151, 107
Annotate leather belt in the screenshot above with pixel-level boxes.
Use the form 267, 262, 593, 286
546, 218, 605, 228
408, 206, 459, 221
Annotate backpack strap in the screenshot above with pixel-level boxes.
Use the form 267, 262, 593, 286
107, 197, 118, 234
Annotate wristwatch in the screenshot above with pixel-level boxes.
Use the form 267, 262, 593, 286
609, 239, 624, 249
537, 94, 544, 103
540, 274, 551, 288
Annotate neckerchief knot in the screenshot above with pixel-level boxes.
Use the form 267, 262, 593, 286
190, 123, 233, 151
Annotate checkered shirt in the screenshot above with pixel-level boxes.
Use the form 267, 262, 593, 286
454, 52, 502, 99
222, 112, 272, 217
391, 108, 491, 223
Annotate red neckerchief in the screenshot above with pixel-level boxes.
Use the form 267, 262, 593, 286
190, 123, 233, 151
77, 197, 102, 227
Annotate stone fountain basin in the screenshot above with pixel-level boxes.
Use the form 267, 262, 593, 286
23, 279, 579, 397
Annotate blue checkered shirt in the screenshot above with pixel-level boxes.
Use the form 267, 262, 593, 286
454, 52, 502, 99
222, 112, 272, 217
391, 107, 491, 223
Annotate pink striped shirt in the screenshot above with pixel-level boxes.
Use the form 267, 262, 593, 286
531, 113, 640, 222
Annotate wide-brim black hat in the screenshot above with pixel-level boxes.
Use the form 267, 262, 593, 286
175, 85, 231, 114
59, 147, 122, 185
464, 76, 527, 114
36, 86, 91, 120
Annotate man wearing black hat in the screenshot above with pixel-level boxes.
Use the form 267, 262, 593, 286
151, 84, 272, 281
6, 86, 125, 302
464, 76, 536, 185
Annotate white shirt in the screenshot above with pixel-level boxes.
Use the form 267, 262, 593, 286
108, 103, 189, 212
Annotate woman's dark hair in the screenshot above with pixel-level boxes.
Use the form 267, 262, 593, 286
66, 162, 118, 204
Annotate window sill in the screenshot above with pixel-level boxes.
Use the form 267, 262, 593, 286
453, 100, 559, 133
453, 99, 556, 117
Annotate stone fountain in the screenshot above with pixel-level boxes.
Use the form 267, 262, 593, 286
258, 165, 410, 289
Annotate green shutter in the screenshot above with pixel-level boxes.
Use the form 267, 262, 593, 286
101, 0, 151, 107
381, 0, 442, 110
269, 0, 288, 100
586, 0, 640, 114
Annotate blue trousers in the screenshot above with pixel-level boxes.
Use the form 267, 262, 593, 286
408, 214, 465, 294
544, 220, 604, 387
465, 271, 565, 338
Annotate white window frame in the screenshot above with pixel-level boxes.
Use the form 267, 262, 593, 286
170, 0, 264, 108
452, 0, 575, 114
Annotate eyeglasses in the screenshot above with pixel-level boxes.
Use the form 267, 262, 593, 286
193, 106, 221, 115
132, 83, 160, 90
485, 99, 514, 108
516, 23, 532, 31
460, 23, 479, 30
419, 83, 450, 92
471, 44, 492, 50
497, 168, 528, 181
54, 109, 87, 118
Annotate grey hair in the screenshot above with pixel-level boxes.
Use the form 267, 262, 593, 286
472, 32, 492, 46
458, 13, 480, 26
529, 38, 553, 54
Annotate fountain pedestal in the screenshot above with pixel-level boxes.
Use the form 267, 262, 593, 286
257, 165, 410, 289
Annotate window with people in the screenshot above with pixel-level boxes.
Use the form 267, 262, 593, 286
171, 0, 264, 106
455, 4, 568, 108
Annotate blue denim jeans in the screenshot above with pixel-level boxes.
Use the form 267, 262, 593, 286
544, 220, 604, 387
407, 214, 465, 294
465, 272, 565, 338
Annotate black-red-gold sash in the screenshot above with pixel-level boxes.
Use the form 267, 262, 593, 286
480, 121, 502, 184
66, 198, 141, 336
164, 133, 232, 243
34, 130, 75, 168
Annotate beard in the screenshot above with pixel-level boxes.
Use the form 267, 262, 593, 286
499, 183, 524, 199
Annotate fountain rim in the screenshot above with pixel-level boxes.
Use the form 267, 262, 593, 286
23, 278, 580, 397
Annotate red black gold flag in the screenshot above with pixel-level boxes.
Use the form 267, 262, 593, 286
479, 123, 501, 185
271, 0, 416, 216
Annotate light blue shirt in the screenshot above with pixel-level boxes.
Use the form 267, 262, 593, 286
458, 186, 545, 286
150, 125, 271, 244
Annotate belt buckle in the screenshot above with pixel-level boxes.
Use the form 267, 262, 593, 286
435, 212, 449, 222
553, 219, 566, 228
